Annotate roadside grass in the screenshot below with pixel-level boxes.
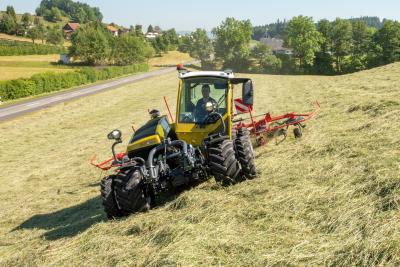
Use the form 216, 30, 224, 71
0, 63, 399, 266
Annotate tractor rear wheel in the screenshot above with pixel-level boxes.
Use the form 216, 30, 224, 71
113, 168, 151, 216
208, 139, 242, 185
100, 175, 122, 219
235, 128, 257, 179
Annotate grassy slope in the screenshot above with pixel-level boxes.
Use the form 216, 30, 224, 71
0, 63, 399, 266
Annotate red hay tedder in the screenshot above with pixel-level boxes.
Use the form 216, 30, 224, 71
232, 98, 320, 146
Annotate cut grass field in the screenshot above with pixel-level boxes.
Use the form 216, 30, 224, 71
0, 54, 73, 81
0, 63, 399, 266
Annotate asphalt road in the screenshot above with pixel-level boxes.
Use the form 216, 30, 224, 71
0, 67, 176, 122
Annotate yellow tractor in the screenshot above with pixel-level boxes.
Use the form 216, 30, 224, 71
99, 67, 257, 218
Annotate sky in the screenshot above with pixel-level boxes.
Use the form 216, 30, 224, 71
0, 0, 399, 31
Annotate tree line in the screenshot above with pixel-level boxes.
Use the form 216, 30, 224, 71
284, 16, 400, 74
180, 16, 400, 75
0, 6, 65, 46
36, 0, 103, 23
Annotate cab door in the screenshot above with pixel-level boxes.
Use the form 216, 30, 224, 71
175, 77, 233, 147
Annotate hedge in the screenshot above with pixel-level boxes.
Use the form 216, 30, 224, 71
0, 40, 65, 56
0, 63, 149, 101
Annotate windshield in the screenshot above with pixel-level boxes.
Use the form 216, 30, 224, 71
179, 77, 228, 124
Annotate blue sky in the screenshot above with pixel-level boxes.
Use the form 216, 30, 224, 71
1, 0, 399, 31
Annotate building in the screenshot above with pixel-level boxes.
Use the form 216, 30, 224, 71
63, 23, 80, 39
59, 54, 71, 64
260, 37, 293, 55
106, 25, 119, 37
145, 32, 160, 39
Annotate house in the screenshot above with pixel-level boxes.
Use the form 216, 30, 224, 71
118, 28, 129, 36
106, 25, 119, 37
63, 23, 81, 39
260, 37, 293, 55
145, 32, 160, 39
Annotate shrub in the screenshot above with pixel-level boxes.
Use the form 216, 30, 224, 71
0, 63, 149, 101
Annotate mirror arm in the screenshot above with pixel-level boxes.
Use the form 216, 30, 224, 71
111, 139, 122, 164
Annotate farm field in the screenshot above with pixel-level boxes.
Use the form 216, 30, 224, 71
0, 51, 192, 82
0, 63, 399, 266
0, 54, 73, 81
0, 33, 45, 44
148, 51, 193, 69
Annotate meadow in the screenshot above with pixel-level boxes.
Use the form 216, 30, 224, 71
0, 63, 399, 266
0, 54, 73, 81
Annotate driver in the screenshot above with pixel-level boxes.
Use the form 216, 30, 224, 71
195, 84, 217, 121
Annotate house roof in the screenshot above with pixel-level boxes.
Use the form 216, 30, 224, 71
63, 23, 80, 31
107, 25, 119, 32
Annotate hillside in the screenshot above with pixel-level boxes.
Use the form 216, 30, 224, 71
0, 63, 399, 266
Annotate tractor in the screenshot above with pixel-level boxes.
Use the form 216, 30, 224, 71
98, 67, 257, 219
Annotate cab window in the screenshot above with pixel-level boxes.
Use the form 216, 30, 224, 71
179, 77, 228, 123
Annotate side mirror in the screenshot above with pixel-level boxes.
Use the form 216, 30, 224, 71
242, 80, 254, 106
107, 129, 122, 141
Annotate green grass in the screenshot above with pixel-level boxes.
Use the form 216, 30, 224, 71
0, 63, 399, 266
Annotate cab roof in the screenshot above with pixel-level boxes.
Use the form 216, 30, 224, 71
179, 71, 235, 79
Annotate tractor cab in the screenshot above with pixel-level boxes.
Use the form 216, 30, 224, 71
174, 69, 253, 147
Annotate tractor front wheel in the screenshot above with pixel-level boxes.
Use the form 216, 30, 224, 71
235, 128, 257, 179
100, 175, 122, 219
113, 168, 151, 216
208, 139, 242, 186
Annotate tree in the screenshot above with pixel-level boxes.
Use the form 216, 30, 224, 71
147, 25, 154, 33
46, 26, 64, 45
317, 19, 332, 54
352, 20, 373, 56
213, 17, 253, 70
347, 20, 374, 71
34, 16, 41, 26
37, 0, 102, 23
112, 35, 154, 65
163, 28, 179, 50
250, 43, 281, 73
69, 24, 111, 65
284, 16, 322, 70
37, 23, 47, 44
151, 35, 168, 55
331, 18, 353, 72
0, 14, 17, 34
178, 35, 192, 53
134, 24, 143, 37
46, 7, 63, 22
252, 25, 268, 40
6, 6, 17, 22
189, 28, 213, 68
28, 27, 40, 44
376, 20, 400, 64
21, 13, 33, 31
314, 19, 335, 74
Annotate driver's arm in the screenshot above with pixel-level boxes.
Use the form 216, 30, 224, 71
194, 99, 204, 120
